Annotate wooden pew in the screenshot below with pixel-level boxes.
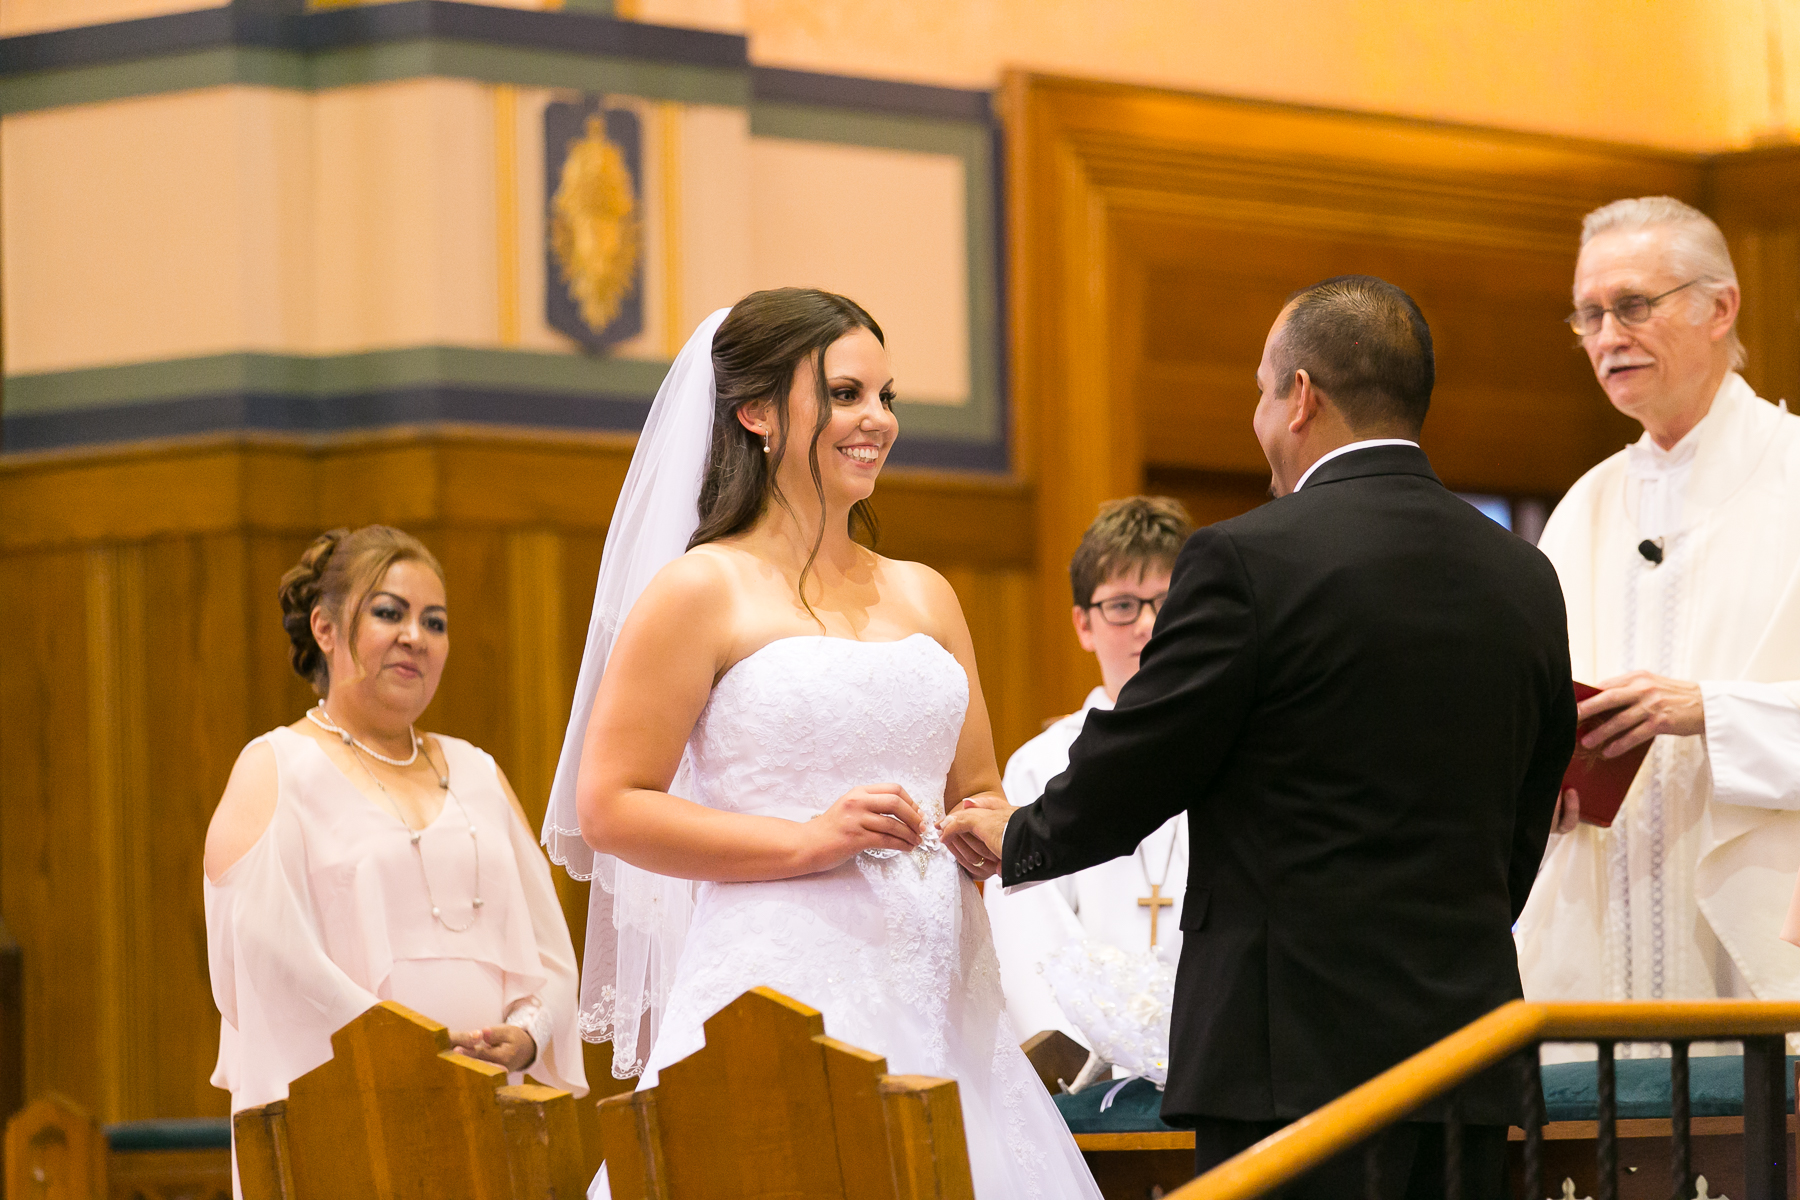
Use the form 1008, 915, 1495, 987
233, 1000, 587, 1200
5, 1093, 106, 1200
4, 1093, 233, 1200
600, 986, 976, 1200
1019, 1031, 1195, 1200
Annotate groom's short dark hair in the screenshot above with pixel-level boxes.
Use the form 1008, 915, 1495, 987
1274, 275, 1434, 434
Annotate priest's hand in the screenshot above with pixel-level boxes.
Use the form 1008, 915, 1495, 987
940, 792, 1015, 879
1581, 671, 1705, 756
449, 1025, 537, 1072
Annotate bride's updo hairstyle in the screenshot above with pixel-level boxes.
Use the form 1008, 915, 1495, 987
278, 525, 445, 696
691, 287, 884, 563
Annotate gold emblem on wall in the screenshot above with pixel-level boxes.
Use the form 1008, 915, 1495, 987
550, 113, 642, 341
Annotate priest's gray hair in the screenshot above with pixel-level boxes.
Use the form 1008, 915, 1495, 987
1580, 196, 1745, 369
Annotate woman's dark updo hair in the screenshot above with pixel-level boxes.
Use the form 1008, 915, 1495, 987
278, 525, 445, 696
690, 288, 885, 590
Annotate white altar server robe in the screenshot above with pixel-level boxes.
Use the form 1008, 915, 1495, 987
1516, 373, 1800, 1014
983, 688, 1187, 1046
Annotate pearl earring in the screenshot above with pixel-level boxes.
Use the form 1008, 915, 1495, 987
762, 430, 771, 454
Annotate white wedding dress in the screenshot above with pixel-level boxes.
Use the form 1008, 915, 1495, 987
594, 632, 1102, 1200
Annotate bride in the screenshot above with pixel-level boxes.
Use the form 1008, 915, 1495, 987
541, 288, 1102, 1199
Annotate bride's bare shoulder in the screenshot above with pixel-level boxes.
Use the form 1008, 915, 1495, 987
633, 546, 738, 611
872, 554, 962, 620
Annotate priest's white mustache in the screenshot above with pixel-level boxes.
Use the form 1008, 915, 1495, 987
1599, 354, 1654, 376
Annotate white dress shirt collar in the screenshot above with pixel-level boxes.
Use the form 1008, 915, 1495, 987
1292, 438, 1421, 492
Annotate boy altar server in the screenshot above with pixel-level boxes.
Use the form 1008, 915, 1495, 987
985, 497, 1194, 1045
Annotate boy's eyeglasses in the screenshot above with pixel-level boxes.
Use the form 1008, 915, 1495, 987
1086, 594, 1166, 626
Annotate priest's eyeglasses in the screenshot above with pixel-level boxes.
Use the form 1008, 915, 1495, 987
1566, 279, 1700, 336
1087, 593, 1167, 625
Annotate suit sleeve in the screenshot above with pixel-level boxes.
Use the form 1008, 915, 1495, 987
1001, 526, 1258, 886
1510, 666, 1577, 922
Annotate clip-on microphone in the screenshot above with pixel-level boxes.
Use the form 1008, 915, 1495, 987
1638, 538, 1665, 565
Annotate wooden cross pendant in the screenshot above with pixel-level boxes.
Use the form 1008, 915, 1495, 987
1138, 883, 1173, 947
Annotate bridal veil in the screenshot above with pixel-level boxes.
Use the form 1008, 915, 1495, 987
541, 308, 730, 1078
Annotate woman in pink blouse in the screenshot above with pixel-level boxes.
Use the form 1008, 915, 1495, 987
203, 525, 584, 1116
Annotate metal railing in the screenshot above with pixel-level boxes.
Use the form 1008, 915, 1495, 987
1168, 1001, 1800, 1200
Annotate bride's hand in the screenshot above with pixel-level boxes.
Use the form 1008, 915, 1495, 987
801, 783, 924, 871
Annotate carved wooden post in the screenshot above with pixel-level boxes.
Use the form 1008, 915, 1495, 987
4, 1094, 107, 1200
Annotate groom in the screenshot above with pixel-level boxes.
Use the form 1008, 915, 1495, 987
945, 276, 1576, 1200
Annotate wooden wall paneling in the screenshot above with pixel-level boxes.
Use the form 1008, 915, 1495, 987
436, 435, 633, 530
1140, 468, 1272, 530
246, 533, 319, 741
505, 529, 567, 824
554, 530, 608, 961
0, 550, 103, 1113
1706, 147, 1800, 410
1117, 213, 1644, 493
414, 525, 501, 753
938, 566, 1037, 768
86, 543, 157, 1122
139, 535, 252, 1119
1003, 71, 1708, 723
505, 527, 595, 963
1002, 74, 1144, 719
0, 430, 1043, 1122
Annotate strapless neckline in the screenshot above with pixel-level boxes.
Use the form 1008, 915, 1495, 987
719, 630, 950, 686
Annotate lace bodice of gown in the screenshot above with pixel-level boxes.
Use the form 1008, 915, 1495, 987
687, 632, 968, 823
621, 634, 1104, 1200
652, 634, 976, 1070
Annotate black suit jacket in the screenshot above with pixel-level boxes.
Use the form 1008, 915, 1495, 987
1002, 445, 1576, 1127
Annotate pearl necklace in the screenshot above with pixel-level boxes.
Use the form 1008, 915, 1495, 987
307, 704, 483, 931
307, 703, 421, 767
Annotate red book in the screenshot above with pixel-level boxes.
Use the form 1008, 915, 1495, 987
1560, 681, 1653, 828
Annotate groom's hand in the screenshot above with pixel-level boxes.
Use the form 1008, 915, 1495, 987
940, 793, 1016, 880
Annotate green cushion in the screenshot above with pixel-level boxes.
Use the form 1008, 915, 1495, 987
1048, 1056, 1800, 1134
1054, 1077, 1178, 1133
104, 1118, 232, 1152
1540, 1055, 1797, 1123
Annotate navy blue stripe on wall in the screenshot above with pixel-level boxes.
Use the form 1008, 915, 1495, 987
749, 67, 990, 122
0, 1, 748, 75
2, 388, 1009, 470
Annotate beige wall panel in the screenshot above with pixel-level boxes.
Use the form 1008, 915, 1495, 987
738, 0, 1766, 152
630, 0, 744, 32
676, 104, 754, 340
748, 138, 967, 404
310, 80, 500, 353
3, 89, 283, 375
514, 88, 567, 356
0, 0, 223, 36
241, 88, 319, 355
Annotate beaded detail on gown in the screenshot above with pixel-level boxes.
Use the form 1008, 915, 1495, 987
603, 634, 1102, 1200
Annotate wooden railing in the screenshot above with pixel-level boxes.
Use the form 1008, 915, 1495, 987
1170, 1001, 1800, 1200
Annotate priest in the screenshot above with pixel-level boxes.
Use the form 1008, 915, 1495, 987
983, 496, 1194, 1048
1515, 197, 1800, 1014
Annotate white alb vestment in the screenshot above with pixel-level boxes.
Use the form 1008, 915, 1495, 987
983, 687, 1186, 1045
1516, 373, 1800, 1017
